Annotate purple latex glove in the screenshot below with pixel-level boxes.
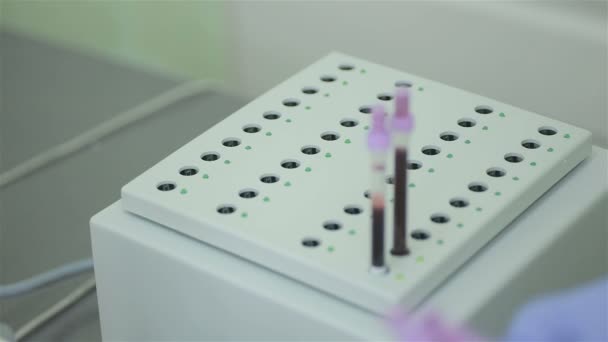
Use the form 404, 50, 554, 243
388, 309, 483, 342
506, 277, 608, 342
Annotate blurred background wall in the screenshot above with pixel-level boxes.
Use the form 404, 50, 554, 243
1, 1, 605, 146
0, 0, 229, 80
227, 1, 607, 147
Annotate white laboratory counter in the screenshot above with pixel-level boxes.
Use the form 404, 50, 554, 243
91, 147, 607, 340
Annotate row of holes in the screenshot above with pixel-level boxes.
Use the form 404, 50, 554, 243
188, 155, 514, 191
302, 227, 438, 247
203, 139, 542, 161
305, 214, 449, 246
357, 105, 498, 116
300, 88, 402, 104
163, 185, 480, 218
200, 147, 431, 161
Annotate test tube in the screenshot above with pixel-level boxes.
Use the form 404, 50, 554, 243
391, 88, 414, 256
368, 104, 390, 274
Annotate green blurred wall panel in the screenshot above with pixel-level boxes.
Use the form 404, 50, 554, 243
0, 0, 228, 80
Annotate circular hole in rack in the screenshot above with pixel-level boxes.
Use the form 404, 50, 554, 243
377, 93, 393, 101
430, 213, 450, 224
468, 182, 488, 192
449, 197, 469, 208
340, 118, 359, 127
475, 105, 494, 114
263, 111, 281, 120
458, 118, 477, 128
422, 145, 441, 156
386, 176, 394, 185
395, 81, 413, 88
538, 126, 558, 136
301, 145, 321, 155
440, 131, 460, 141
321, 75, 337, 82
504, 153, 524, 163
321, 131, 340, 141
243, 124, 261, 133
323, 220, 342, 231
364, 190, 371, 199
407, 160, 423, 170
338, 63, 355, 71
359, 105, 372, 114
222, 138, 241, 147
344, 205, 363, 215
302, 237, 321, 248
486, 167, 506, 177
302, 87, 319, 95
411, 230, 430, 240
522, 139, 541, 149
156, 181, 176, 192
260, 174, 280, 184
201, 152, 220, 162
281, 159, 301, 169
217, 204, 236, 214
179, 167, 199, 176
282, 98, 300, 107
239, 189, 259, 199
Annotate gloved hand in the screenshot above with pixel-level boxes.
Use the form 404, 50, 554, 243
387, 277, 608, 342
387, 309, 482, 342
506, 277, 608, 342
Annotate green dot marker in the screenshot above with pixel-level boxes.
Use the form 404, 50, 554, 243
447, 153, 453, 159
437, 239, 444, 245
202, 174, 209, 179
476, 207, 483, 212
263, 196, 270, 203
512, 176, 519, 181
348, 229, 356, 236
284, 181, 292, 187
395, 273, 405, 281
305, 106, 311, 110
564, 133, 571, 139
245, 145, 252, 150
344, 139, 351, 144
418, 86, 424, 91
325, 152, 332, 158
457, 223, 464, 228
482, 126, 489, 131
286, 118, 292, 123
465, 139, 471, 144
408, 183, 416, 188
416, 256, 424, 263
305, 167, 312, 172
530, 162, 537, 166
241, 212, 248, 218
428, 168, 435, 173
180, 188, 188, 195
360, 69, 366, 74
328, 246, 335, 252
324, 93, 330, 97
547, 147, 554, 152
342, 81, 348, 86
265, 132, 272, 136
363, 125, 369, 130
224, 160, 231, 165
495, 191, 502, 196
499, 112, 506, 117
